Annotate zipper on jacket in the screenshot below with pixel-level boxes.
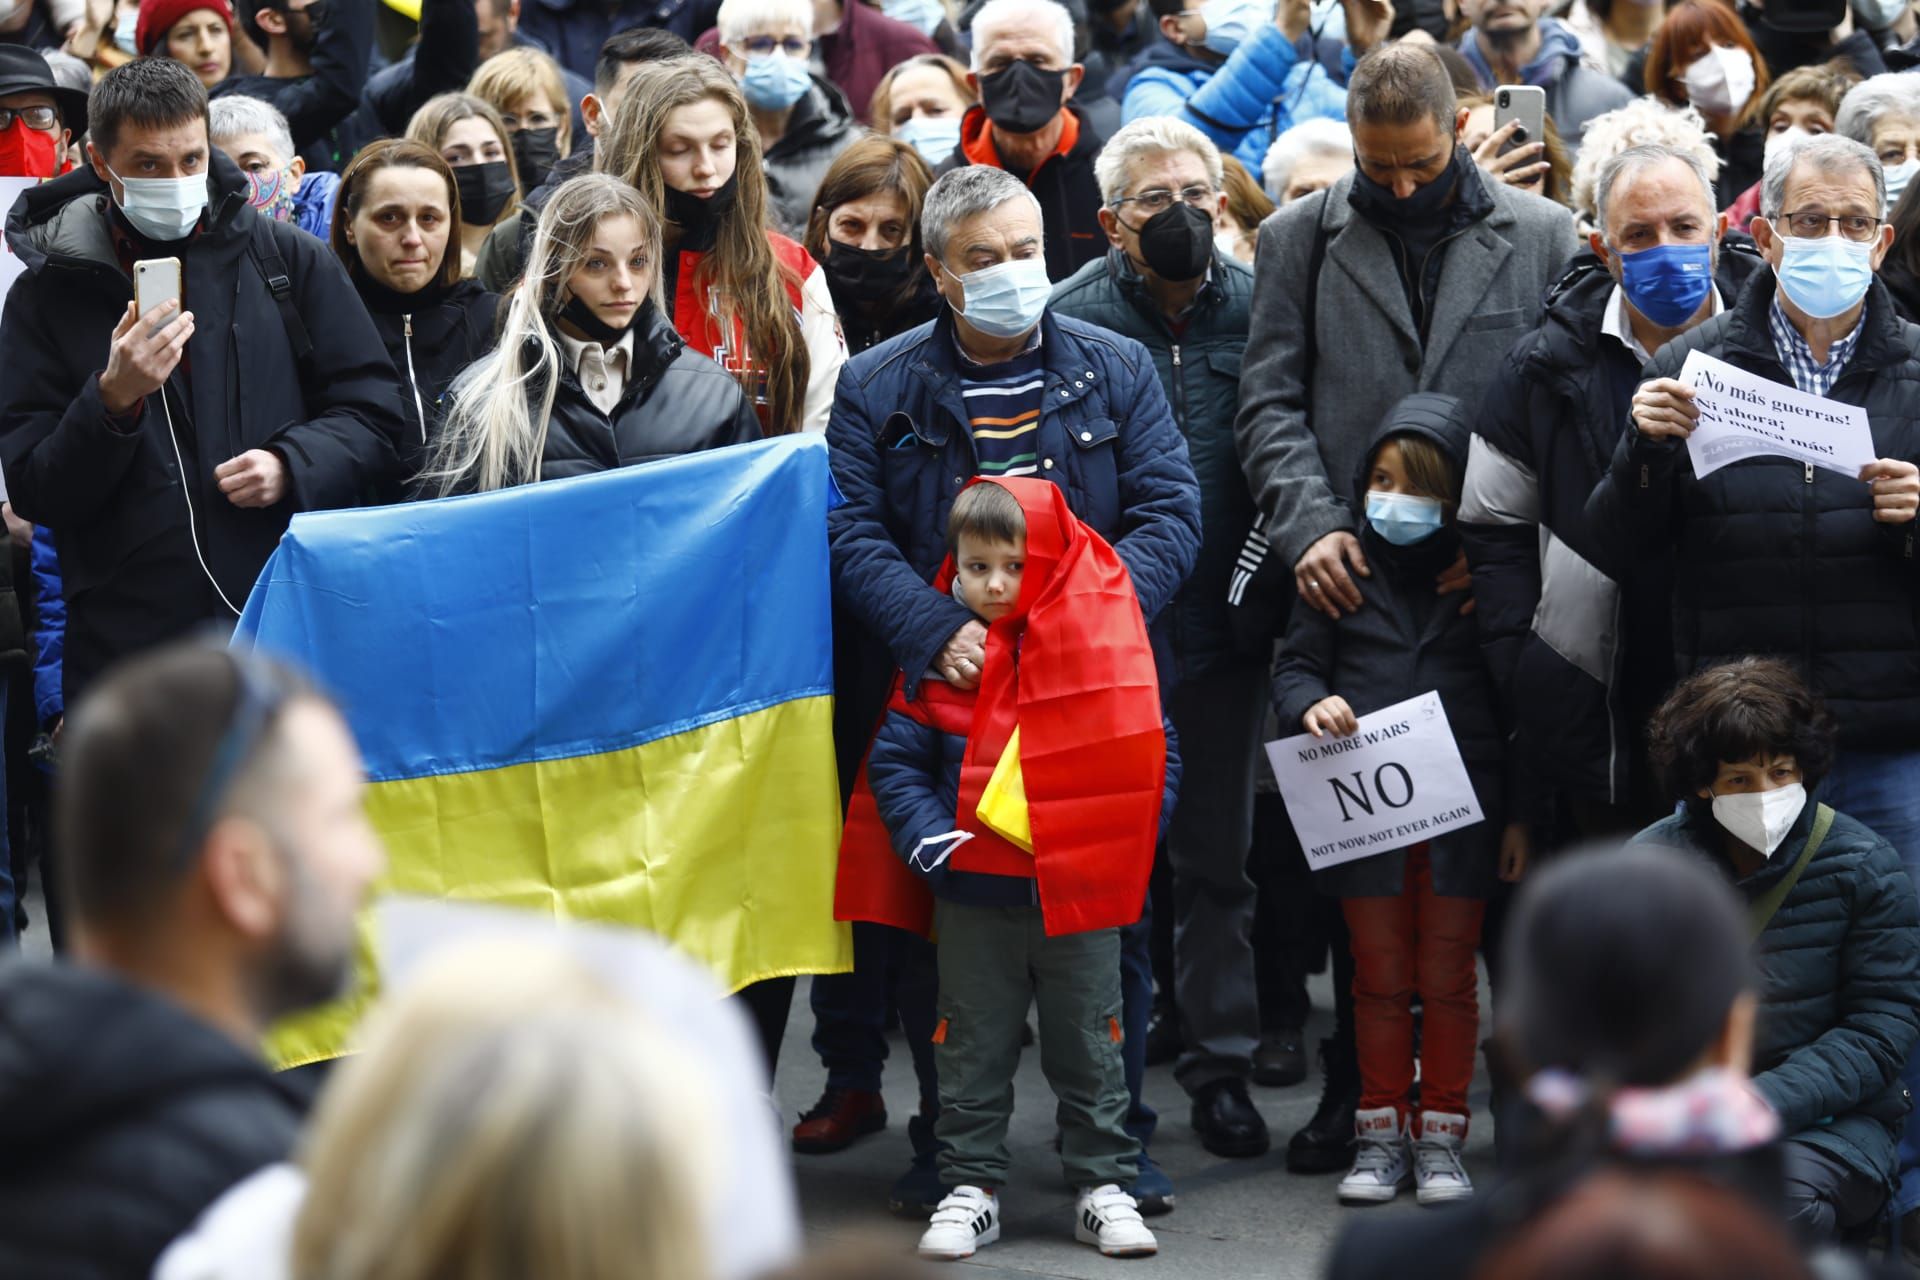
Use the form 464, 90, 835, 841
1802, 459, 1816, 677
402, 314, 426, 444
1169, 343, 1186, 428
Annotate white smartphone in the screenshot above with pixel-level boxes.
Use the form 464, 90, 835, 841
1493, 85, 1547, 152
133, 256, 181, 321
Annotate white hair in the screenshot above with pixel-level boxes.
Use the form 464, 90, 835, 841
1761, 131, 1885, 219
716, 0, 813, 44
1093, 116, 1223, 204
1835, 72, 1920, 147
1569, 96, 1721, 226
922, 164, 1043, 260
1593, 143, 1717, 235
1261, 117, 1351, 202
968, 0, 1073, 70
209, 94, 296, 167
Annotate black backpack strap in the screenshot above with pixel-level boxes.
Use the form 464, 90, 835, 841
245, 219, 315, 394
1302, 186, 1333, 405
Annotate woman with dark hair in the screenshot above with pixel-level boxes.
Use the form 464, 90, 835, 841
407, 93, 523, 279
331, 138, 500, 482
1642, 0, 1768, 206
1884, 176, 1920, 322
802, 135, 940, 354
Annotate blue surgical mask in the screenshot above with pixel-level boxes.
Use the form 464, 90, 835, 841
883, 0, 945, 35
1365, 490, 1445, 545
740, 52, 813, 111
1775, 229, 1876, 320
113, 5, 138, 52
948, 257, 1052, 338
897, 115, 961, 166
1199, 0, 1274, 54
1617, 241, 1714, 329
1887, 158, 1919, 212
107, 165, 207, 242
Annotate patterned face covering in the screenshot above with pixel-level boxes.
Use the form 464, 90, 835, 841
245, 166, 296, 222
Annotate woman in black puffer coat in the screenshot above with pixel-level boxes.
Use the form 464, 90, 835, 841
331, 139, 502, 488
421, 173, 761, 496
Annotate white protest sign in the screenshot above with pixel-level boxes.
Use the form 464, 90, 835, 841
1265, 691, 1484, 872
1679, 349, 1876, 480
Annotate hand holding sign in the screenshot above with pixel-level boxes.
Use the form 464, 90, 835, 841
1861, 458, 1920, 524
1303, 695, 1357, 738
1632, 377, 1699, 441
1675, 351, 1877, 479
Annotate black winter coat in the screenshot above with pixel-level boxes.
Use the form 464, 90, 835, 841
762, 77, 859, 241
209, 0, 373, 173
1459, 245, 1765, 812
536, 300, 761, 479
1634, 798, 1920, 1190
1587, 274, 1920, 751
357, 276, 500, 483
0, 155, 405, 708
1050, 248, 1259, 681
940, 105, 1109, 283
1272, 393, 1507, 898
0, 962, 305, 1279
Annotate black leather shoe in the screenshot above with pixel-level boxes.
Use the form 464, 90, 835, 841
1287, 1036, 1359, 1174
1190, 1077, 1271, 1158
1252, 1028, 1307, 1088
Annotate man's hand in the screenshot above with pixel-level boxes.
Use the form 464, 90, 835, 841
1862, 458, 1920, 525
2, 504, 30, 553
1296, 529, 1369, 618
1498, 822, 1530, 883
1303, 694, 1357, 737
1470, 120, 1548, 190
1278, 0, 1312, 41
1631, 378, 1699, 441
99, 299, 193, 417
934, 618, 988, 691
215, 450, 288, 508
1436, 548, 1474, 616
1341, 0, 1394, 52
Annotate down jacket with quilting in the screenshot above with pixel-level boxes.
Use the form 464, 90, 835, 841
1634, 797, 1920, 1191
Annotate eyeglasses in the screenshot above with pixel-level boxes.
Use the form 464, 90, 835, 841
1778, 209, 1884, 242
738, 34, 811, 57
0, 105, 58, 133
1109, 183, 1216, 215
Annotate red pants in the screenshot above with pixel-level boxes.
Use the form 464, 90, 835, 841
1341, 846, 1485, 1122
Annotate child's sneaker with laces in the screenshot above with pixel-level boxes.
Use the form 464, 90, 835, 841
917, 1186, 999, 1261
1338, 1106, 1412, 1204
1413, 1110, 1473, 1206
1074, 1183, 1158, 1257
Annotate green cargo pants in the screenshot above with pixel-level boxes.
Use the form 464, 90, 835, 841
932, 899, 1138, 1189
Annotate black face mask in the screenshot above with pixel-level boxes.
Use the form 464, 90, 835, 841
559, 292, 638, 345
661, 173, 739, 251
1351, 147, 1460, 227
1135, 201, 1213, 282
512, 127, 562, 189
821, 242, 916, 303
979, 60, 1068, 135
454, 160, 515, 226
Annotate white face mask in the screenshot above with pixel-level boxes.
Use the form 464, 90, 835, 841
1762, 125, 1812, 170
1856, 0, 1907, 29
1682, 45, 1756, 119
1710, 781, 1806, 859
1887, 157, 1919, 213
107, 164, 208, 242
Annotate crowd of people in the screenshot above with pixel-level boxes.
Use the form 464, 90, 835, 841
0, 0, 1917, 1271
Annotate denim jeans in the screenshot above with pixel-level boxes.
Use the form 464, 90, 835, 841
1824, 749, 1920, 1216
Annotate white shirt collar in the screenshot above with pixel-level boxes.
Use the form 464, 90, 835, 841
1602, 280, 1724, 363
555, 324, 636, 371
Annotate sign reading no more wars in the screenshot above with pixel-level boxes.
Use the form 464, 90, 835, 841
1265, 691, 1485, 872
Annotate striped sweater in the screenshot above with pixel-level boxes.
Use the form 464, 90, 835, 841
959, 349, 1045, 478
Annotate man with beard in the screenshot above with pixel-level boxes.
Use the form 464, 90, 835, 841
1454, 0, 1631, 153
0, 641, 386, 1278
213, 0, 373, 171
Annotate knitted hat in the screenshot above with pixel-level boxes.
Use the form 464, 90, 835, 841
135, 0, 235, 58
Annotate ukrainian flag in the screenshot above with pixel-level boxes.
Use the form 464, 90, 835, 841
236, 436, 851, 1066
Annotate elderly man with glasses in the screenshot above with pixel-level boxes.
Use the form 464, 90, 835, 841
1592, 129, 1920, 1244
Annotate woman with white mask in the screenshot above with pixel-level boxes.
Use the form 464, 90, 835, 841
1646, 0, 1769, 206
1723, 61, 1859, 232
1837, 71, 1920, 222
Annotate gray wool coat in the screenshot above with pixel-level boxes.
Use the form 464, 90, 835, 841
1235, 169, 1579, 571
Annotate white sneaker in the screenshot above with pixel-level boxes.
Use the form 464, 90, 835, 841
918, 1186, 1000, 1261
1074, 1184, 1158, 1258
1338, 1106, 1411, 1204
1413, 1111, 1473, 1206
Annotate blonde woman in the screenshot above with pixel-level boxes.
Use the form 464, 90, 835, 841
468, 46, 574, 190
406, 92, 522, 278
425, 172, 759, 494
600, 54, 846, 437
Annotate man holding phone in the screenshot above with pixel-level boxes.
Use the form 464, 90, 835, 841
0, 56, 403, 709
1453, 0, 1631, 153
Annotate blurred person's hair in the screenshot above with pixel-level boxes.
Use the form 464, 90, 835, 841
1646, 656, 1838, 798
1836, 69, 1920, 147
292, 941, 717, 1280
1217, 155, 1273, 237
868, 53, 974, 130
1643, 0, 1770, 127
594, 26, 692, 94
1756, 60, 1859, 137
1459, 91, 1572, 207
469, 46, 574, 156
1262, 117, 1351, 202
209, 93, 295, 166
1570, 97, 1721, 226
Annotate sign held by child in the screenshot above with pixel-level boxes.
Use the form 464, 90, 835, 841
1266, 691, 1485, 871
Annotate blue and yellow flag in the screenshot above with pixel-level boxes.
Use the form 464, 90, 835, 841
237, 436, 851, 1066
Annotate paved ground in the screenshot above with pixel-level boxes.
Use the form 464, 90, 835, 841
775, 973, 1498, 1279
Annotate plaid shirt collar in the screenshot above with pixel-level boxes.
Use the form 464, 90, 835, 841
1769, 293, 1864, 397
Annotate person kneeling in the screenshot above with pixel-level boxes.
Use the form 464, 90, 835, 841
1637, 657, 1920, 1242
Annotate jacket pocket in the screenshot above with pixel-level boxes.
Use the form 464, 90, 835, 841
1206, 351, 1244, 379
1061, 415, 1121, 534
1463, 308, 1526, 333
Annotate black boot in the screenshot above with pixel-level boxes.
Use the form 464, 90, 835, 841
1286, 1035, 1359, 1174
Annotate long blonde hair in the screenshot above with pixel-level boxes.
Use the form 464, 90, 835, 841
425, 173, 663, 494
291, 942, 716, 1280
598, 56, 809, 433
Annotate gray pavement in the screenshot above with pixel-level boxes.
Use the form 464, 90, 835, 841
775, 972, 1499, 1279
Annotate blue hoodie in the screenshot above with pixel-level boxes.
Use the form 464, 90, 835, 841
1122, 25, 1348, 175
